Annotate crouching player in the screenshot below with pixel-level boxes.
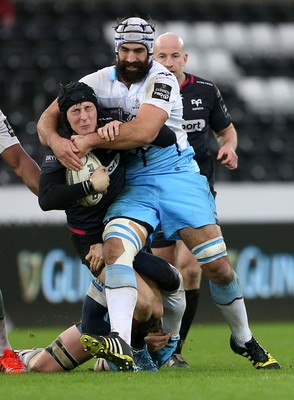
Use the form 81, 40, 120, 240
19, 260, 185, 372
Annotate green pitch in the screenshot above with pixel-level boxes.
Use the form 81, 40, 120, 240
0, 322, 293, 400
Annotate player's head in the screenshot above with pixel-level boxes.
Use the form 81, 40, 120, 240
153, 32, 188, 84
114, 16, 155, 60
114, 16, 155, 84
57, 81, 98, 135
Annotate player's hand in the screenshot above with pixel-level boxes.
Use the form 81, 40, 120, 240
91, 165, 110, 194
217, 145, 238, 170
97, 120, 122, 141
50, 136, 82, 171
145, 331, 171, 352
71, 134, 95, 158
85, 243, 105, 273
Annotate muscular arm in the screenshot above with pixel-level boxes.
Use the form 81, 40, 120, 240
37, 100, 82, 170
214, 123, 238, 170
72, 104, 169, 155
2, 144, 40, 195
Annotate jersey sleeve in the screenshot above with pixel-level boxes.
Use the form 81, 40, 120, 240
0, 110, 19, 154
143, 71, 181, 117
38, 152, 89, 211
210, 84, 232, 132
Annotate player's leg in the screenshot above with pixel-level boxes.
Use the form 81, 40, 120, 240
165, 240, 201, 368
152, 233, 200, 368
0, 290, 11, 353
132, 275, 161, 372
0, 290, 27, 373
148, 265, 186, 368
180, 225, 281, 369
86, 251, 181, 372
21, 324, 91, 372
82, 218, 150, 371
151, 231, 176, 265
102, 218, 149, 345
81, 270, 161, 372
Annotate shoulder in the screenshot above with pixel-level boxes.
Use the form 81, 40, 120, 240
186, 73, 215, 89
150, 61, 178, 84
80, 66, 114, 92
149, 60, 177, 81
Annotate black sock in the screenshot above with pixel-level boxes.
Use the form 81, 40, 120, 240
176, 289, 200, 354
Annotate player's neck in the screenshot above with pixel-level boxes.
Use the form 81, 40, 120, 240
178, 72, 186, 87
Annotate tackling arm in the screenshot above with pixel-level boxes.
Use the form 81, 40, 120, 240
37, 99, 82, 170
71, 104, 169, 155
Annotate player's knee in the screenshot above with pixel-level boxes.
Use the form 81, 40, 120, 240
180, 264, 202, 289
103, 237, 124, 264
103, 218, 148, 265
202, 256, 234, 284
152, 300, 164, 321
192, 236, 227, 266
134, 298, 153, 322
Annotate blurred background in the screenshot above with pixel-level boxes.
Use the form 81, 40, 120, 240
1, 0, 294, 183
1, 0, 294, 326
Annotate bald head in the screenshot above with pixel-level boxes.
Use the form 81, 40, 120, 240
153, 32, 188, 85
154, 32, 185, 53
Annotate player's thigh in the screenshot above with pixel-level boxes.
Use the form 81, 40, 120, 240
175, 240, 202, 288
134, 272, 155, 321
179, 224, 223, 250
151, 243, 176, 265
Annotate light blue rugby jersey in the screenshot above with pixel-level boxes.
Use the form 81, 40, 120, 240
80, 60, 200, 177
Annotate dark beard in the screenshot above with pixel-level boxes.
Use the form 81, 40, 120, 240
116, 59, 152, 85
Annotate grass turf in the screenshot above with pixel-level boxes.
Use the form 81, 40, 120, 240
0, 322, 293, 400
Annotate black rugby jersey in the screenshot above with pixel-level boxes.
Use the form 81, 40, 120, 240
180, 73, 232, 189
39, 147, 125, 239
39, 108, 125, 239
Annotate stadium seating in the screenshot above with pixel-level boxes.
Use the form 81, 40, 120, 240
1, 0, 294, 183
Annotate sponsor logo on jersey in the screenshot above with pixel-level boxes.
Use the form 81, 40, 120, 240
152, 83, 172, 102
196, 80, 213, 87
191, 99, 202, 107
45, 154, 57, 162
182, 119, 205, 132
107, 153, 120, 174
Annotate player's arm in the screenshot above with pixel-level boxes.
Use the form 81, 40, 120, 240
37, 99, 83, 170
71, 104, 169, 155
1, 144, 40, 195
214, 123, 238, 170
39, 164, 109, 211
97, 114, 176, 147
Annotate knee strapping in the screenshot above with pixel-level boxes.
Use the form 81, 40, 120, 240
209, 271, 243, 305
45, 337, 80, 371
192, 236, 227, 265
103, 218, 147, 265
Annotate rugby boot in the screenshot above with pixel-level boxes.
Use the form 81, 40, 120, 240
230, 335, 281, 369
81, 332, 135, 371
